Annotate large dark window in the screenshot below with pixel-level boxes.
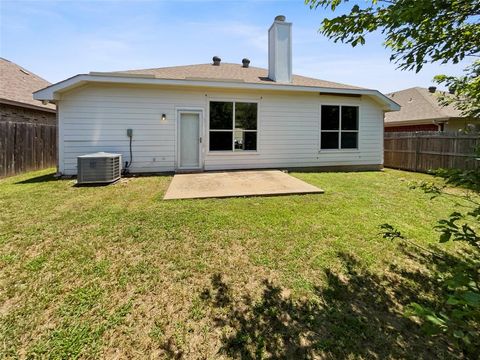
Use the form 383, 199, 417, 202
321, 105, 358, 150
209, 101, 257, 151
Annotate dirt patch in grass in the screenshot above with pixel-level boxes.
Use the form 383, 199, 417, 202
196, 251, 456, 359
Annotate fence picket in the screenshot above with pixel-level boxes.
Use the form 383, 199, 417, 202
0, 122, 57, 178
384, 132, 479, 172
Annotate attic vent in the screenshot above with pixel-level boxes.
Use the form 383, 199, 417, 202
212, 56, 221, 66
428, 86, 437, 93
20, 69, 30, 75
242, 58, 250, 68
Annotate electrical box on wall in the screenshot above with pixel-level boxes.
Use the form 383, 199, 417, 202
127, 129, 133, 137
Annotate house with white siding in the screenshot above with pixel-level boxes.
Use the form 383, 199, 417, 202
34, 16, 399, 176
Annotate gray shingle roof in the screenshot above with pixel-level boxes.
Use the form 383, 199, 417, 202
385, 87, 462, 124
117, 63, 365, 90
0, 57, 55, 110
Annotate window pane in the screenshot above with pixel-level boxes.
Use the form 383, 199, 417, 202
235, 131, 257, 151
321, 105, 339, 130
321, 132, 339, 149
341, 132, 358, 149
235, 102, 257, 130
210, 102, 233, 130
209, 131, 232, 151
342, 106, 358, 130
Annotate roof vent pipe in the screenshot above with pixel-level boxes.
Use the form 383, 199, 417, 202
212, 56, 221, 66
428, 86, 436, 93
242, 58, 250, 68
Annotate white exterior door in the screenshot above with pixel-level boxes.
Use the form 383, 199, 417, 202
178, 112, 201, 169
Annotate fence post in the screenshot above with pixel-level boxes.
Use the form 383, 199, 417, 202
414, 132, 420, 172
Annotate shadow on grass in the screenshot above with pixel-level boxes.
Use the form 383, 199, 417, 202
14, 172, 173, 186
194, 250, 464, 360
15, 173, 58, 184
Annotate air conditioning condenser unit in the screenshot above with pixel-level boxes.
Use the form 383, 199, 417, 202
77, 152, 122, 185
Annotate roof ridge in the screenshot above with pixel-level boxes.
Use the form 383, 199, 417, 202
118, 63, 211, 72
386, 86, 419, 96
118, 62, 267, 72
117, 63, 366, 90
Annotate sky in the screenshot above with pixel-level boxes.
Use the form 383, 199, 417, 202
0, 0, 471, 93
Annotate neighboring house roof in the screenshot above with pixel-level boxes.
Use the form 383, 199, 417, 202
33, 63, 400, 111
384, 87, 462, 126
118, 63, 365, 90
0, 57, 55, 112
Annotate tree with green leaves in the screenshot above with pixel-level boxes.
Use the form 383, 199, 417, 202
305, 0, 480, 117
305, 1, 480, 354
435, 61, 480, 119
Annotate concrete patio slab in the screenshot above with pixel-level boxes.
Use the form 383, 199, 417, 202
163, 170, 324, 200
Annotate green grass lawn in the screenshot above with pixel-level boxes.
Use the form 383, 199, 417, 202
0, 168, 473, 359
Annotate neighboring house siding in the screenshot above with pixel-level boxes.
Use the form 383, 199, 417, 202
444, 118, 480, 133
385, 124, 438, 132
385, 119, 480, 133
0, 103, 56, 125
58, 84, 384, 175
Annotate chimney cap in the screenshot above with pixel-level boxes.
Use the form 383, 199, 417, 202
212, 56, 221, 66
242, 58, 250, 68
274, 15, 286, 22
428, 86, 437, 93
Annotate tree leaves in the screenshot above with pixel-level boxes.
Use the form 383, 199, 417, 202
439, 232, 452, 243
436, 211, 480, 249
306, 0, 480, 72
378, 223, 404, 240
434, 60, 480, 119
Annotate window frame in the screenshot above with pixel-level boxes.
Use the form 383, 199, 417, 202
319, 104, 360, 152
208, 99, 259, 153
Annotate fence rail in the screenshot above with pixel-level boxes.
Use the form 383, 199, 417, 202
0, 121, 57, 178
384, 131, 479, 172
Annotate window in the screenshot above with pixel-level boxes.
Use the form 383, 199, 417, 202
321, 105, 358, 150
209, 101, 257, 151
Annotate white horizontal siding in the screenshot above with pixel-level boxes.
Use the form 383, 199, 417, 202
58, 84, 383, 175
204, 92, 382, 170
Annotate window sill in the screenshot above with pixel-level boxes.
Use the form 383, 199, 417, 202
318, 149, 360, 154
207, 151, 260, 156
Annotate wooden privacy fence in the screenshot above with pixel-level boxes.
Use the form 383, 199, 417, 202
0, 121, 57, 178
384, 131, 479, 172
